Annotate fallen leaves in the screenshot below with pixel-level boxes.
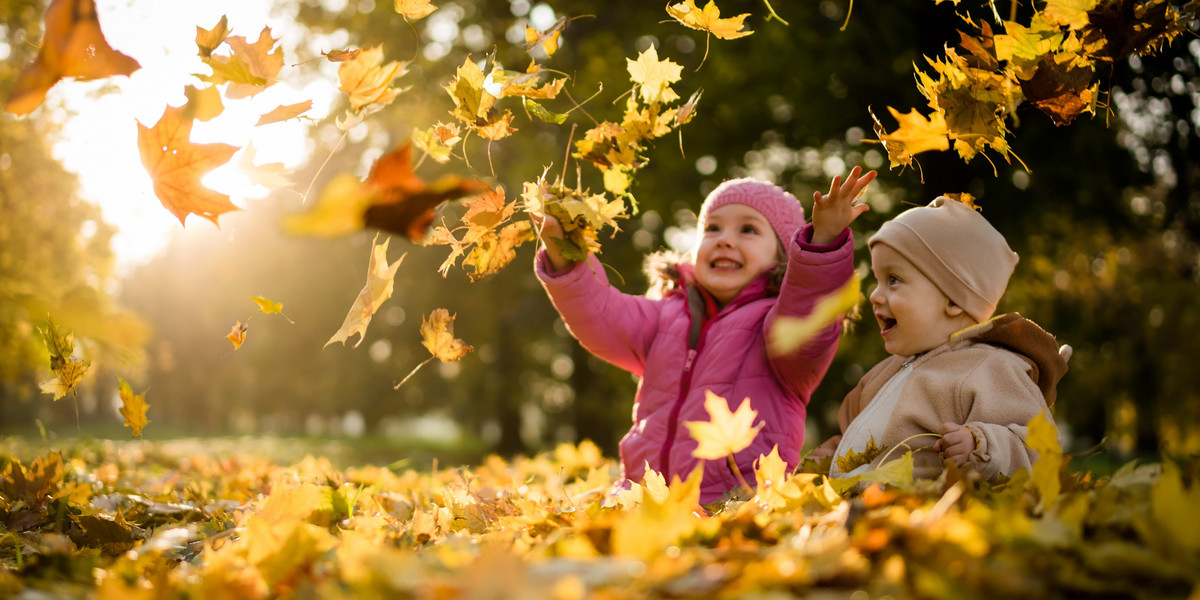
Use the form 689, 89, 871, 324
3, 0, 141, 115
136, 104, 240, 227
3, 437, 1198, 599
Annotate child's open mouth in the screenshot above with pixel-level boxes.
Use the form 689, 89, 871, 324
711, 259, 741, 270
876, 313, 897, 335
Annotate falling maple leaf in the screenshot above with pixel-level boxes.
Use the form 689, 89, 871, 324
359, 143, 490, 242
768, 271, 862, 356
326, 236, 405, 348
137, 104, 240, 227
420, 309, 472, 362
870, 106, 951, 170
323, 48, 361, 62
195, 15, 230, 58
116, 377, 149, 438
626, 45, 682, 105
216, 26, 284, 99
226, 321, 248, 349
524, 16, 568, 57
256, 100, 313, 126
252, 296, 295, 323
412, 122, 462, 163
37, 317, 90, 401
667, 0, 753, 39
463, 221, 536, 281
395, 0, 438, 20
4, 0, 141, 116
338, 45, 408, 113
182, 84, 224, 122
684, 391, 764, 460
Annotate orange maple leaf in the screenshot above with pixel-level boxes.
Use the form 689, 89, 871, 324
137, 104, 240, 226
226, 320, 248, 349
361, 143, 490, 242
4, 0, 141, 116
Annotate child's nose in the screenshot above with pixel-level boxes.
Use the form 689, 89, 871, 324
868, 285, 883, 304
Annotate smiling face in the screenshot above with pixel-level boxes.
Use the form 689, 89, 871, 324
693, 203, 781, 306
868, 243, 977, 357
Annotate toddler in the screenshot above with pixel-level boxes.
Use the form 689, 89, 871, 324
534, 168, 875, 504
812, 197, 1071, 482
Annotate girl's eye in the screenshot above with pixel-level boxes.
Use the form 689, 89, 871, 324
741, 225, 759, 234
704, 224, 719, 233
888, 275, 900, 285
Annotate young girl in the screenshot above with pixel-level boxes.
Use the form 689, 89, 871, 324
533, 168, 876, 504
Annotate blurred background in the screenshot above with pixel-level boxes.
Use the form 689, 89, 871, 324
2, 0, 1197, 469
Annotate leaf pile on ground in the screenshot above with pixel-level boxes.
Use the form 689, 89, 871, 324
0, 440, 1197, 599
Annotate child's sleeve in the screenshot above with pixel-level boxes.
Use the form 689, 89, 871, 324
535, 249, 664, 376
766, 223, 856, 399
958, 351, 1052, 481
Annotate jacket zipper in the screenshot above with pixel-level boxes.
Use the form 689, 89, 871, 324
657, 292, 759, 477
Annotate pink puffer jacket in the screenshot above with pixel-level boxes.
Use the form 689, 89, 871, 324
536, 224, 855, 504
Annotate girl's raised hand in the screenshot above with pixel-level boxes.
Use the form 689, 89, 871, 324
811, 166, 877, 245
530, 212, 573, 272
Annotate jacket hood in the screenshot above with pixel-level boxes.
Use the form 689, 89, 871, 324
950, 313, 1071, 407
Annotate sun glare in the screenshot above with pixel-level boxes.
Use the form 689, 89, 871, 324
43, 0, 335, 274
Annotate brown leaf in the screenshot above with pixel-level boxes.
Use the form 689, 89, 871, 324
361, 143, 490, 242
4, 0, 140, 116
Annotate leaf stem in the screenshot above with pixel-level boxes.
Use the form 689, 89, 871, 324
301, 129, 349, 203
840, 0, 854, 31
763, 0, 790, 26
394, 356, 436, 390
876, 432, 943, 466
727, 454, 754, 496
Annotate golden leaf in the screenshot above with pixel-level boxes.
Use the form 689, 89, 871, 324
872, 106, 951, 169
1026, 411, 1062, 512
117, 377, 149, 438
768, 271, 862, 356
226, 320, 248, 349
338, 46, 408, 113
684, 391, 765, 460
420, 308, 472, 362
395, 0, 437, 20
37, 318, 90, 400
326, 236, 405, 348
182, 84, 224, 122
222, 26, 284, 98
627, 45, 682, 105
666, 0, 753, 40
195, 15, 229, 58
137, 104, 240, 226
256, 100, 313, 126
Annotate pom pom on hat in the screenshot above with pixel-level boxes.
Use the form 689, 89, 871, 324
698, 178, 805, 245
868, 197, 1018, 322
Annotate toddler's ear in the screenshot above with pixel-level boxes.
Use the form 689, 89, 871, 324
944, 299, 965, 317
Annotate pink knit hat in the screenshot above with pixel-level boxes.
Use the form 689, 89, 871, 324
697, 178, 805, 244
868, 197, 1019, 322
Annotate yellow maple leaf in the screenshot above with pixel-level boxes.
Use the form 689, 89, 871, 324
137, 104, 240, 227
116, 376, 149, 438
395, 0, 437, 20
338, 45, 408, 113
182, 84, 224, 122
872, 106, 951, 169
1042, 0, 1098, 30
463, 221, 536, 281
524, 17, 567, 57
768, 271, 862, 356
666, 0, 753, 39
222, 26, 284, 99
627, 45, 682, 105
412, 123, 460, 163
1026, 411, 1062, 512
611, 465, 703, 559
326, 236, 405, 348
37, 318, 90, 400
420, 308, 472, 362
226, 320, 247, 349
251, 296, 294, 323
195, 15, 229, 58
256, 100, 313, 126
1150, 460, 1200, 555
685, 391, 765, 460
444, 57, 497, 124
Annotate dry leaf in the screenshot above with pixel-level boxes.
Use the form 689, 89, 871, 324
666, 0, 754, 40
326, 236, 405, 348
626, 45, 682, 105
37, 318, 90, 401
684, 391, 764, 460
137, 104, 240, 227
195, 15, 229, 58
338, 45, 408, 113
420, 309, 472, 362
226, 321, 248, 349
256, 100, 313, 126
768, 271, 862, 356
4, 0, 141, 115
395, 0, 438, 19
117, 377, 149, 437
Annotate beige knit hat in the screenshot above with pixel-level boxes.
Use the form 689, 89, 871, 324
698, 178, 805, 244
868, 197, 1018, 322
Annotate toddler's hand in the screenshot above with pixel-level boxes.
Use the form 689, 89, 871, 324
933, 423, 976, 466
811, 166, 877, 245
530, 213, 573, 271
